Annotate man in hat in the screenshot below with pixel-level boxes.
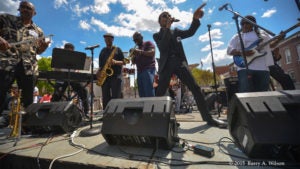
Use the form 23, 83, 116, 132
0, 1, 49, 127
98, 33, 125, 109
227, 15, 282, 92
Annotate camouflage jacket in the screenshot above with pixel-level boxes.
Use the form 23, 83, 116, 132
0, 14, 44, 75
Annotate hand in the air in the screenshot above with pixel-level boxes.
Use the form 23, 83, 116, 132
193, 3, 206, 20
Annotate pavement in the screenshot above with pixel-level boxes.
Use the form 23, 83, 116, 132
0, 108, 298, 169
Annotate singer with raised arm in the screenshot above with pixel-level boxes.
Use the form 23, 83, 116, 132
0, 1, 50, 128
153, 3, 226, 128
98, 33, 125, 109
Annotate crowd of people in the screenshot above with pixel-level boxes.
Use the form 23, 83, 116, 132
0, 1, 296, 129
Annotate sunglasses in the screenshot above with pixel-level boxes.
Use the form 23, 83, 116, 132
240, 22, 250, 26
161, 13, 171, 18
20, 5, 33, 11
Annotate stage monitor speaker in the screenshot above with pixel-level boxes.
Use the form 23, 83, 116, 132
224, 77, 239, 103
228, 90, 300, 160
101, 96, 178, 149
23, 101, 82, 134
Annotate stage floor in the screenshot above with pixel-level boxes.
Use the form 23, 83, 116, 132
0, 109, 296, 169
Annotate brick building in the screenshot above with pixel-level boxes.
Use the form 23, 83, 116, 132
276, 30, 300, 89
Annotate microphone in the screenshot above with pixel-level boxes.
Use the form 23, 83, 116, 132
218, 3, 229, 11
85, 44, 100, 50
171, 18, 180, 22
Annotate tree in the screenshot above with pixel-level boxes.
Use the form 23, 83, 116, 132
37, 57, 54, 95
191, 68, 220, 87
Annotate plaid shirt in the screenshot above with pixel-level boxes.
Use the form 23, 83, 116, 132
0, 14, 44, 75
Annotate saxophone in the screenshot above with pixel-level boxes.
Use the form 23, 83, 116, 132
9, 89, 22, 138
96, 46, 118, 86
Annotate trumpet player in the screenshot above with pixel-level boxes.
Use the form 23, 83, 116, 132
0, 1, 49, 128
98, 33, 125, 109
131, 32, 156, 97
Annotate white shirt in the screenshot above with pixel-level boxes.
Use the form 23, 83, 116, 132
227, 30, 274, 71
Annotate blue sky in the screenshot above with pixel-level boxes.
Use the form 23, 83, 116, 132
1, 0, 299, 70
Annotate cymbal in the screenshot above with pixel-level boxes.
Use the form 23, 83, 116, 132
188, 63, 199, 69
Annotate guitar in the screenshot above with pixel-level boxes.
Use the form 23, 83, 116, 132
9, 34, 54, 47
233, 22, 300, 68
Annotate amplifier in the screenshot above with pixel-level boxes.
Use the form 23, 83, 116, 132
23, 101, 82, 134
228, 90, 300, 161
101, 96, 178, 149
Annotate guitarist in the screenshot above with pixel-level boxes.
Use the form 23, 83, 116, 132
0, 1, 49, 127
227, 15, 283, 92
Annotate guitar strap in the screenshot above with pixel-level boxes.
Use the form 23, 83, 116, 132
254, 27, 263, 43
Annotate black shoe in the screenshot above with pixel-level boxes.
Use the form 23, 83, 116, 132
207, 118, 228, 128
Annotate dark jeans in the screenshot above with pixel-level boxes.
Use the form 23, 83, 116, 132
269, 64, 295, 90
0, 62, 35, 115
51, 81, 89, 115
156, 57, 212, 122
101, 75, 122, 109
237, 69, 270, 92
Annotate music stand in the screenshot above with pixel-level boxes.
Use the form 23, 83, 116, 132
52, 48, 86, 70
51, 48, 86, 100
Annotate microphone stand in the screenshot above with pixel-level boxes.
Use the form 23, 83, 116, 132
207, 24, 221, 117
80, 45, 101, 137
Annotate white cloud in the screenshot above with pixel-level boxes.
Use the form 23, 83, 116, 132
54, 0, 68, 9
52, 0, 204, 38
201, 48, 232, 70
201, 41, 224, 52
198, 28, 222, 42
79, 41, 86, 45
72, 4, 90, 16
90, 17, 135, 37
91, 0, 117, 14
0, 0, 19, 15
171, 0, 187, 4
213, 21, 230, 27
79, 20, 91, 30
208, 7, 214, 14
77, 0, 196, 37
261, 8, 276, 18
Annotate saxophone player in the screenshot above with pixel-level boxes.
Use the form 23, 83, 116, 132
98, 33, 125, 109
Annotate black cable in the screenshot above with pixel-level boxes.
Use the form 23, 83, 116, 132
36, 134, 53, 169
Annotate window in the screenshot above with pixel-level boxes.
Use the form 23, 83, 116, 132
284, 48, 292, 64
297, 44, 300, 61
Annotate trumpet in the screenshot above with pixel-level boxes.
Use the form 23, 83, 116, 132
9, 89, 22, 138
124, 45, 137, 64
